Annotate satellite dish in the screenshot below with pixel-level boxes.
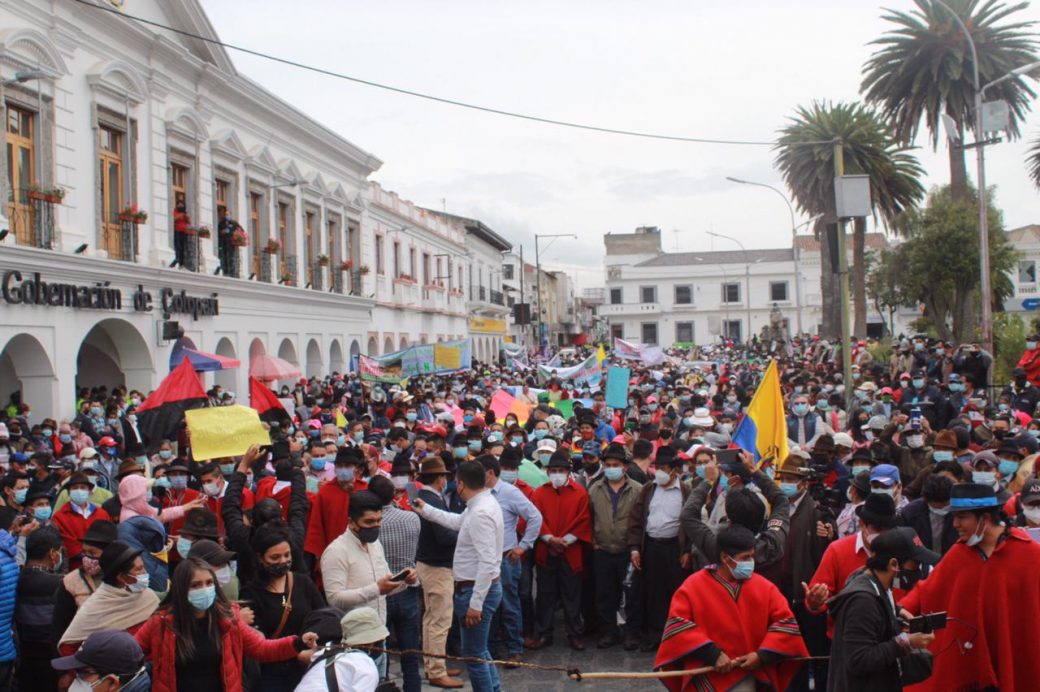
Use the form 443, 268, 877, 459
940, 114, 961, 144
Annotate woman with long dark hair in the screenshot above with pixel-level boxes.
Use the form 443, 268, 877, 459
240, 523, 326, 691
134, 556, 317, 692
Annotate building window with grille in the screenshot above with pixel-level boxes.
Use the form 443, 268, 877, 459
610, 287, 622, 304
248, 190, 263, 276
674, 285, 692, 305
5, 104, 35, 245
640, 285, 657, 303
676, 322, 694, 343
722, 282, 741, 304
376, 235, 385, 275
724, 320, 742, 342
770, 281, 789, 301
98, 124, 124, 258
502, 263, 514, 280
641, 322, 658, 345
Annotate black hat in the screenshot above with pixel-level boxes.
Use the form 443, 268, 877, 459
390, 458, 413, 476
100, 540, 141, 580
848, 448, 875, 465
870, 526, 940, 566
602, 443, 627, 463
1021, 479, 1040, 503
996, 441, 1024, 459
950, 482, 999, 510
66, 472, 92, 488
855, 492, 897, 528
301, 606, 346, 645
188, 538, 235, 566
51, 629, 145, 675
182, 508, 219, 539
850, 470, 871, 496
24, 488, 52, 505
547, 450, 572, 469
812, 434, 835, 454
654, 445, 679, 468
82, 519, 117, 549
164, 460, 191, 474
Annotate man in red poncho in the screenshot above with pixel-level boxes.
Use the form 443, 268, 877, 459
899, 482, 1040, 692
1016, 335, 1040, 386
304, 447, 366, 566
530, 450, 591, 651
654, 524, 808, 691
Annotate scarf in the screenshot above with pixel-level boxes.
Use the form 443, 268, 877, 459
59, 582, 158, 646
62, 568, 100, 608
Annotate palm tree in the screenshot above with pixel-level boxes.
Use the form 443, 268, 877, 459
1028, 133, 1040, 188
775, 102, 925, 339
862, 0, 1038, 201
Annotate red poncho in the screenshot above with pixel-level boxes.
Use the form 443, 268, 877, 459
899, 528, 1040, 692
532, 478, 592, 573
654, 568, 808, 691
1018, 348, 1040, 387
304, 480, 366, 558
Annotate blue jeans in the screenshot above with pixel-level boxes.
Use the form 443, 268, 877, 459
454, 581, 503, 692
386, 588, 421, 692
493, 554, 524, 655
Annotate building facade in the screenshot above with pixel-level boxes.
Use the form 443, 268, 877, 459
0, 0, 381, 417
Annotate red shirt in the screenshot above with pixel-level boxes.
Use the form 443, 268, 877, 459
203, 483, 253, 536
51, 502, 111, 568
160, 488, 201, 536
304, 480, 367, 558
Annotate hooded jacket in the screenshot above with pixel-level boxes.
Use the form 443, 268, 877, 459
0, 530, 17, 663
826, 570, 907, 692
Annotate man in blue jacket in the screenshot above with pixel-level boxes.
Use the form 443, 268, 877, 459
0, 507, 21, 689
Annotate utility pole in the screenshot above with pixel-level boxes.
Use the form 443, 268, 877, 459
834, 141, 853, 393
534, 234, 576, 355
519, 245, 527, 350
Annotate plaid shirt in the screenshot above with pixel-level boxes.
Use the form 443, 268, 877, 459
380, 503, 420, 576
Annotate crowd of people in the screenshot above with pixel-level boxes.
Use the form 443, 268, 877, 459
0, 331, 1039, 691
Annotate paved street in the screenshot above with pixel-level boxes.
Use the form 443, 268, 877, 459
404, 645, 661, 692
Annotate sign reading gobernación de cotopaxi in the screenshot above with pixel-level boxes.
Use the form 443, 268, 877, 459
1, 270, 219, 320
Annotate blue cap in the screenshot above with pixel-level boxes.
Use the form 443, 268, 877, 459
582, 440, 601, 457
870, 464, 900, 487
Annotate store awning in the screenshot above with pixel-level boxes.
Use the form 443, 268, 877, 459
169, 343, 241, 373
250, 353, 302, 382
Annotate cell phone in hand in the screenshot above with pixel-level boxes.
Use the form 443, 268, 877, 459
405, 481, 419, 505
390, 569, 411, 582
907, 612, 947, 633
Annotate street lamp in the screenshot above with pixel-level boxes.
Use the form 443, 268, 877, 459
535, 234, 576, 354
706, 230, 752, 343
932, 1, 1040, 369
726, 176, 823, 336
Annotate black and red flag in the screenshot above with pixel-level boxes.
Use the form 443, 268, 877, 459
249, 376, 292, 430
136, 357, 208, 450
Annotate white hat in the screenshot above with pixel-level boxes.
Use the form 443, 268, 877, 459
535, 438, 558, 454
832, 432, 854, 449
691, 407, 714, 428
79, 447, 99, 460
340, 607, 389, 646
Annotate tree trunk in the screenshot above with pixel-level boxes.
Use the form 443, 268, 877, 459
948, 123, 970, 202
819, 223, 840, 339
853, 217, 867, 339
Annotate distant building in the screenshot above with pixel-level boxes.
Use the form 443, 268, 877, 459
1003, 224, 1040, 319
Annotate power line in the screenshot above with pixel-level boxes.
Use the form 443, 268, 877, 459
70, 0, 832, 147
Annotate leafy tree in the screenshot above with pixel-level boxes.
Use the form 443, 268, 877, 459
862, 0, 1038, 201
993, 312, 1026, 385
775, 102, 924, 338
869, 185, 1017, 342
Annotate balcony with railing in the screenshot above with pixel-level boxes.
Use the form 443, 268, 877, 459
9, 192, 57, 249
489, 289, 504, 306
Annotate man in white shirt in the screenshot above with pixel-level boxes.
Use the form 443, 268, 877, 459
414, 461, 505, 692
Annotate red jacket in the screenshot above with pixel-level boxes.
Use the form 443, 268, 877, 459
134, 605, 299, 692
50, 503, 111, 569
160, 488, 200, 536
204, 485, 253, 536
304, 480, 366, 558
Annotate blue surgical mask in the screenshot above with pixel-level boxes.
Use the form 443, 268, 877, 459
353, 431, 364, 443
949, 383, 964, 392
453, 447, 468, 459
70, 489, 90, 506
468, 440, 482, 452
41, 428, 52, 437
309, 429, 321, 438
501, 470, 519, 484
177, 536, 193, 559
13, 488, 27, 505
310, 457, 328, 471
912, 378, 925, 389
728, 556, 755, 581
159, 450, 173, 460
337, 435, 346, 446
932, 451, 954, 463
511, 436, 524, 445
780, 482, 800, 498
335, 467, 355, 482
154, 477, 171, 490
998, 460, 1019, 479
59, 433, 72, 443
695, 465, 707, 479
187, 585, 216, 611
718, 475, 729, 491
463, 414, 473, 423
33, 505, 52, 521
532, 429, 548, 440
169, 475, 188, 490
817, 400, 831, 411
792, 403, 808, 416
219, 463, 235, 476
604, 466, 624, 482
973, 470, 996, 486
406, 412, 418, 422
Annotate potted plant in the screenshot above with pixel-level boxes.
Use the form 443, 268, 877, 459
119, 204, 148, 223
317, 254, 329, 266
339, 259, 353, 271
358, 264, 370, 275
264, 238, 281, 254
45, 187, 66, 204
230, 228, 248, 247
194, 225, 212, 239
280, 272, 293, 285
26, 183, 46, 201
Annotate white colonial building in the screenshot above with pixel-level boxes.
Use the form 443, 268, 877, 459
0, 0, 383, 418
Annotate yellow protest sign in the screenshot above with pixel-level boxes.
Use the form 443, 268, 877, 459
434, 343, 462, 370
185, 405, 271, 461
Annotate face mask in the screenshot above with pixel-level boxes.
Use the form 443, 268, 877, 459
928, 504, 950, 517
537, 453, 552, 466
90, 407, 103, 417
764, 466, 776, 481
353, 431, 364, 443
262, 560, 292, 577
1023, 506, 1040, 524
695, 465, 707, 479
159, 450, 173, 460
900, 380, 909, 389
309, 429, 321, 438
1028, 341, 1038, 351
719, 423, 733, 434
973, 471, 996, 487
718, 474, 729, 491
654, 469, 672, 486
998, 460, 1019, 479
817, 400, 831, 411
854, 390, 867, 401
463, 415, 473, 423
104, 447, 117, 457
906, 435, 924, 449
405, 412, 418, 422
549, 472, 568, 488
310, 457, 327, 471
966, 517, 987, 547
780, 482, 800, 498
177, 536, 193, 559
950, 383, 964, 392
453, 447, 468, 459
728, 556, 755, 581
532, 429, 548, 440
214, 565, 232, 586
912, 378, 925, 389
501, 470, 519, 484
356, 525, 380, 543
872, 487, 895, 497
392, 475, 410, 490
218, 463, 235, 476
604, 466, 624, 482
468, 440, 482, 452
127, 572, 149, 593
13, 488, 27, 505
792, 403, 808, 416
335, 467, 355, 482
932, 450, 953, 463
188, 585, 217, 611
33, 506, 52, 521
167, 475, 188, 491
40, 428, 53, 438
203, 481, 221, 497
683, 416, 695, 427
70, 488, 90, 506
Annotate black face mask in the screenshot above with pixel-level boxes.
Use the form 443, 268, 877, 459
356, 526, 380, 544
261, 560, 292, 578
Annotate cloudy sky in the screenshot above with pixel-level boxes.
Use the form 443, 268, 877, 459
199, 0, 1040, 288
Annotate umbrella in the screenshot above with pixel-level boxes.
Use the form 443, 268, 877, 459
169, 346, 241, 373
250, 353, 302, 382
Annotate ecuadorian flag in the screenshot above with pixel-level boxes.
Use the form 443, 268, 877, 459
731, 360, 788, 467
